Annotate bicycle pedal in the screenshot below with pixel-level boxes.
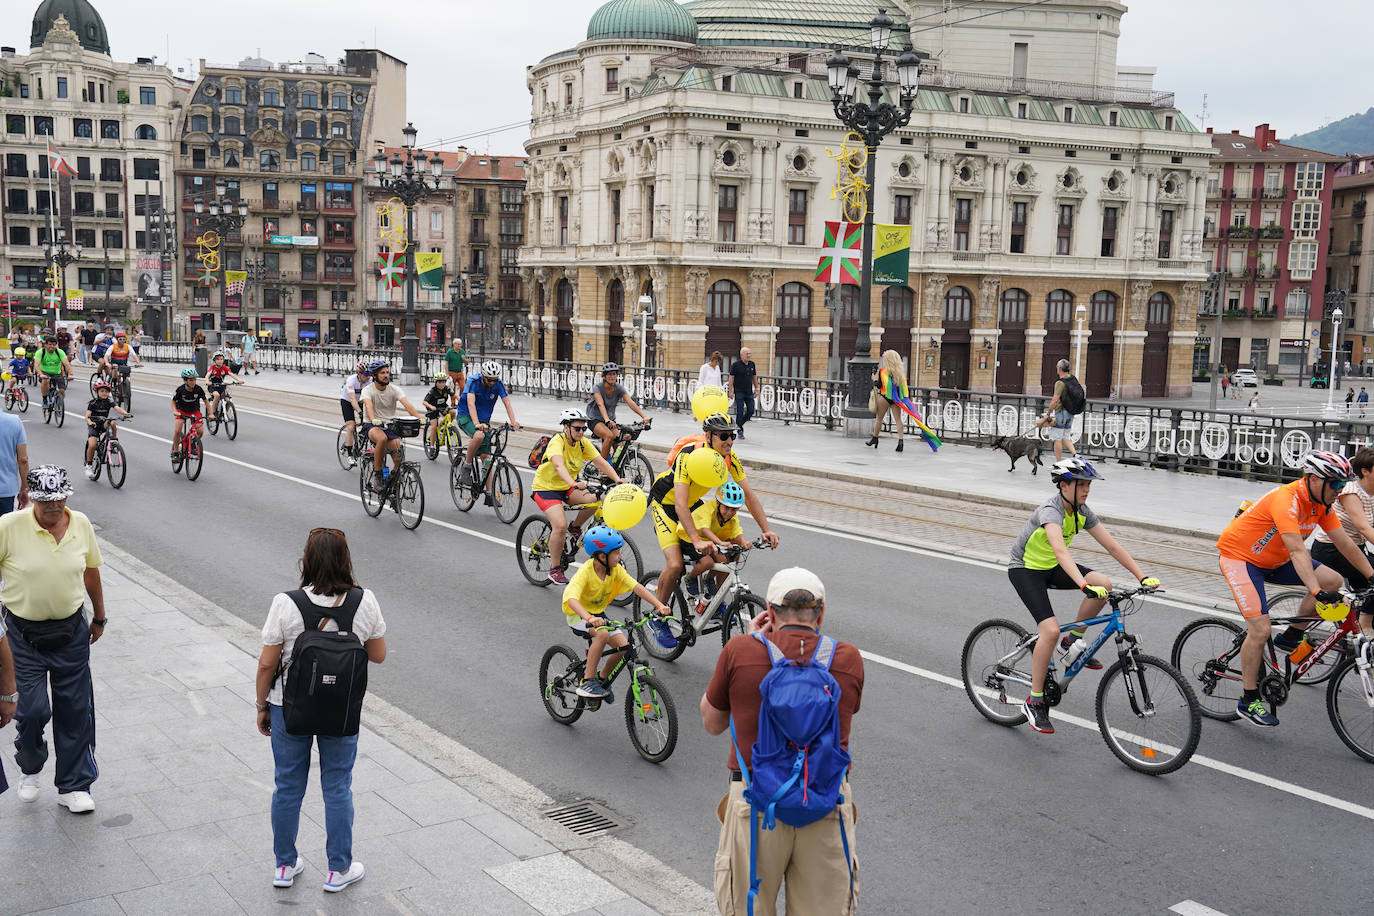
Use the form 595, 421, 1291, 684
584, 699, 602, 712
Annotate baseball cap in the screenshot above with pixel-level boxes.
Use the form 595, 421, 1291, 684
766, 567, 826, 606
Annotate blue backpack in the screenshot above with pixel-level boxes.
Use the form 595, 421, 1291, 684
730, 631, 853, 915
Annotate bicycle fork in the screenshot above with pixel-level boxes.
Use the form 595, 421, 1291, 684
630, 665, 660, 721
1114, 635, 1158, 719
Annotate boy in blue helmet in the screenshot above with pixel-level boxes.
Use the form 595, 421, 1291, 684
562, 524, 672, 700
674, 480, 751, 602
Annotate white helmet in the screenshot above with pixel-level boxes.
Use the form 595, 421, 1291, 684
480, 360, 502, 379
560, 408, 585, 425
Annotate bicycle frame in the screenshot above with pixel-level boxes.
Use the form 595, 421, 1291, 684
683, 555, 752, 638
995, 600, 1141, 694
581, 621, 656, 702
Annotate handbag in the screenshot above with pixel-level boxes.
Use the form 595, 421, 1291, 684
8, 610, 80, 652
868, 389, 879, 413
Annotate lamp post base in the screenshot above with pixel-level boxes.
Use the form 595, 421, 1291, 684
400, 333, 421, 386
842, 355, 878, 438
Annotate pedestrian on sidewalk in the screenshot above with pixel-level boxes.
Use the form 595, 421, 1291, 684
1041, 359, 1080, 463
866, 349, 906, 452
1346, 388, 1355, 415
729, 348, 759, 440
698, 350, 724, 389
0, 466, 105, 814
256, 528, 387, 893
1360, 388, 1369, 418
444, 337, 467, 392
78, 322, 95, 365
1248, 391, 1260, 412
0, 408, 29, 515
1220, 374, 1230, 399
701, 568, 863, 916
242, 332, 259, 374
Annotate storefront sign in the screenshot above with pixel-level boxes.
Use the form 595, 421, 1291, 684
268, 235, 319, 247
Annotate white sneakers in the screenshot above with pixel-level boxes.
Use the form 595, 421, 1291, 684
17, 774, 39, 802
58, 790, 95, 813
322, 862, 365, 893
84, 461, 98, 480
273, 857, 306, 888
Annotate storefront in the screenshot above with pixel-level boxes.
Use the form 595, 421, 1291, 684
298, 318, 320, 344
259, 317, 283, 341
373, 318, 394, 347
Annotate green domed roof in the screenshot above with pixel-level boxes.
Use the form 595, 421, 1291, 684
587, 0, 698, 44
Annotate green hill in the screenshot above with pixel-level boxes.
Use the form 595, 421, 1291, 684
1286, 109, 1374, 155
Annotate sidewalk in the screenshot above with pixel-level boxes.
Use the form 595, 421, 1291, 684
125, 361, 1262, 539
0, 540, 710, 916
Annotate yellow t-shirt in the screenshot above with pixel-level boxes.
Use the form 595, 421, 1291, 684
0, 507, 103, 621
674, 500, 744, 543
532, 433, 600, 493
654, 446, 747, 509
561, 561, 637, 625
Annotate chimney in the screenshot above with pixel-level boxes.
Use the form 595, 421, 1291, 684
1254, 123, 1272, 151
455, 145, 469, 167
1206, 127, 1213, 134
490, 156, 501, 178
1231, 129, 1240, 135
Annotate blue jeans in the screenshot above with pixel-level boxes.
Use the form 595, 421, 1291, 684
269, 704, 358, 871
735, 393, 756, 431
5, 609, 97, 793
0, 496, 13, 516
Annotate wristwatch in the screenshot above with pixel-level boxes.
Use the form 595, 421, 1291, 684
0, 692, 18, 703
91, 618, 107, 627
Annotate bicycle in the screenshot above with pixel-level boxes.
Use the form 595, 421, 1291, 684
961, 586, 1202, 775
88, 415, 132, 489
41, 376, 66, 428
336, 421, 362, 471
205, 380, 241, 440
632, 537, 772, 662
358, 418, 425, 530
4, 379, 29, 413
538, 615, 679, 763
96, 364, 135, 410
448, 423, 522, 523
579, 420, 654, 488
423, 409, 463, 462
170, 410, 204, 480
515, 480, 644, 601
1171, 587, 1374, 763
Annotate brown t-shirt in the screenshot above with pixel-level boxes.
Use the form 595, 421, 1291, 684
705, 626, 864, 772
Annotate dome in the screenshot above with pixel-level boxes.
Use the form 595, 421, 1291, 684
587, 0, 698, 44
31, 0, 110, 55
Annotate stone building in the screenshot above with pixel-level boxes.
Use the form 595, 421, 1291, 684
1329, 155, 1374, 374
520, 0, 1215, 397
1, 0, 183, 331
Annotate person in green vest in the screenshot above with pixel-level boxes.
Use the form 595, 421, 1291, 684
444, 337, 467, 393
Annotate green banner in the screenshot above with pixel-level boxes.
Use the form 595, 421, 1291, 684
872, 224, 910, 286
416, 252, 443, 290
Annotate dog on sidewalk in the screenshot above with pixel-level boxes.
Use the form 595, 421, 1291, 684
991, 435, 1042, 475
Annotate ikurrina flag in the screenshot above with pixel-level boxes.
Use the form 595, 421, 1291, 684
195, 264, 218, 287
46, 141, 76, 178
880, 367, 940, 453
378, 250, 404, 290
43, 288, 61, 310
815, 221, 862, 285
415, 252, 443, 291
225, 270, 247, 297
65, 289, 84, 311
872, 224, 910, 286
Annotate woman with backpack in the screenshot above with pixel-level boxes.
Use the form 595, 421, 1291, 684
255, 528, 387, 894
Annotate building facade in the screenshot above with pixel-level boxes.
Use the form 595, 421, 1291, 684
520, 0, 1213, 397
174, 48, 406, 343
1329, 155, 1374, 374
1194, 125, 1342, 379
1, 2, 182, 331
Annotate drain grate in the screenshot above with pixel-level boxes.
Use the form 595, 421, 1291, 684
542, 800, 628, 837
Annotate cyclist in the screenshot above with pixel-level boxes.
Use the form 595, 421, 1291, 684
83, 379, 130, 478
456, 361, 521, 486
205, 350, 242, 420
1217, 450, 1373, 727
649, 412, 779, 606
562, 525, 672, 700
533, 409, 623, 585
586, 362, 650, 459
1009, 458, 1159, 735
422, 372, 454, 450
359, 360, 422, 489
6, 346, 30, 392
101, 331, 143, 385
36, 335, 71, 405
1309, 446, 1374, 641
89, 332, 114, 383
674, 480, 751, 607
170, 367, 209, 459
338, 360, 372, 456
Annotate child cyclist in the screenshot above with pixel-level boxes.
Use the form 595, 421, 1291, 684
1008, 458, 1160, 734
205, 350, 243, 419
422, 372, 454, 450
562, 525, 672, 701
674, 480, 751, 606
84, 379, 130, 477
6, 347, 30, 391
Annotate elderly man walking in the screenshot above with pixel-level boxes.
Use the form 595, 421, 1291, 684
700, 568, 864, 915
1, 466, 106, 813
728, 348, 759, 440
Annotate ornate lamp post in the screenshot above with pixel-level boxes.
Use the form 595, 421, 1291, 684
825, 10, 920, 432
46, 230, 82, 331
193, 182, 248, 333
1326, 305, 1345, 414
370, 123, 445, 384
242, 255, 266, 342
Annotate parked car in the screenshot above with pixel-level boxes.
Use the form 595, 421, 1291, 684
1233, 369, 1260, 388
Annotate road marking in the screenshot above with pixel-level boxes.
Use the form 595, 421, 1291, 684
1170, 901, 1231, 916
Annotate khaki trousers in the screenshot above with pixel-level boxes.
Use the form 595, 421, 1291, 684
713, 780, 858, 916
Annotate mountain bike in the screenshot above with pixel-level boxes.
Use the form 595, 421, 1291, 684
631, 537, 772, 662
105, 364, 134, 411
515, 480, 644, 602
538, 615, 679, 763
579, 420, 654, 488
4, 379, 29, 413
41, 377, 66, 427
359, 418, 425, 530
423, 409, 462, 462
448, 423, 522, 523
961, 586, 1201, 775
205, 381, 241, 439
88, 415, 131, 489
170, 411, 204, 480
1171, 587, 1374, 762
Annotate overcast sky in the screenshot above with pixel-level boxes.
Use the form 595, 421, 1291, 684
20, 0, 1372, 153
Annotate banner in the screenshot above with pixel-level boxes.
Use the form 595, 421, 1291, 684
815, 221, 862, 285
136, 254, 162, 301
196, 264, 218, 287
225, 270, 247, 297
872, 224, 911, 286
377, 250, 403, 291
415, 252, 443, 291
44, 288, 61, 310
66, 289, 84, 311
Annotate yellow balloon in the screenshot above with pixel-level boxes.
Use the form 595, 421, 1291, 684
692, 384, 729, 421
601, 483, 647, 531
0, 372, 9, 382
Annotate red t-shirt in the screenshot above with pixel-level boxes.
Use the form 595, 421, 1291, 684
705, 626, 864, 772
208, 363, 231, 380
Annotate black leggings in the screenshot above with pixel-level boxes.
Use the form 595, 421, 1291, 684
1009, 563, 1093, 624
1309, 540, 1372, 590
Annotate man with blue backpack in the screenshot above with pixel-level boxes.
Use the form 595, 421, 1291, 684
700, 567, 864, 916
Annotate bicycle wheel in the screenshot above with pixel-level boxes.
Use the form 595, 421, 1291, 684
632, 571, 689, 662
720, 592, 766, 645
359, 464, 386, 516
120, 379, 132, 412
223, 401, 238, 440
88, 374, 97, 396
423, 421, 439, 460
3, 390, 12, 411
15, 389, 26, 413
41, 393, 51, 424
1266, 590, 1343, 685
1170, 618, 1245, 721
444, 424, 460, 462
625, 450, 654, 489
53, 392, 64, 428
1326, 658, 1374, 763
336, 426, 357, 470
206, 405, 220, 436
539, 644, 586, 725
960, 618, 1033, 727
1095, 654, 1201, 775
170, 441, 184, 474
516, 515, 555, 586
625, 672, 678, 763
489, 459, 522, 524
105, 440, 127, 489
610, 534, 644, 608
449, 459, 478, 512
396, 464, 425, 530
184, 438, 203, 481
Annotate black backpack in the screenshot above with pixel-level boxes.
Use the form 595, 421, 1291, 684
1061, 375, 1087, 415
278, 588, 369, 737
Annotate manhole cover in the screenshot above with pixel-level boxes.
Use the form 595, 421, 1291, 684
542, 800, 628, 837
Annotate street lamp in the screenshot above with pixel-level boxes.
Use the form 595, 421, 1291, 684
826, 10, 920, 432
1073, 302, 1087, 378
242, 255, 266, 343
635, 294, 654, 368
370, 122, 445, 384
194, 181, 248, 334
1326, 306, 1344, 414
46, 231, 82, 331
1326, 288, 1350, 391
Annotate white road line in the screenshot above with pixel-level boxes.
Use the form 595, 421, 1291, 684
1170, 901, 1232, 916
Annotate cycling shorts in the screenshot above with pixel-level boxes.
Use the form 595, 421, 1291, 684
208, 381, 227, 393
340, 398, 356, 422
651, 502, 681, 551
361, 422, 400, 442
1218, 556, 1323, 619
1008, 563, 1094, 624
532, 489, 571, 512
86, 424, 103, 439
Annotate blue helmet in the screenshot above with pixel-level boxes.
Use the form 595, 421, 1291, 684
717, 480, 746, 508
583, 524, 624, 558
1050, 458, 1102, 484
366, 359, 390, 375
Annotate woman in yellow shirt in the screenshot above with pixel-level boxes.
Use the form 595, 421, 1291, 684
533, 409, 623, 584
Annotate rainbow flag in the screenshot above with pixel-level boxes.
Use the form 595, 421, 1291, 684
880, 368, 940, 452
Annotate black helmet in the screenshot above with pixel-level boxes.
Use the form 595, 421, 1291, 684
702, 412, 734, 433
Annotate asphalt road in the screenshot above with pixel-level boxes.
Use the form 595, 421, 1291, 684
18, 378, 1374, 915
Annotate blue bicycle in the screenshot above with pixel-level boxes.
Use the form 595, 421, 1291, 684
960, 585, 1201, 775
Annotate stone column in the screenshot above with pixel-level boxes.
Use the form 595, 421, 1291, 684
1024, 328, 1048, 395
694, 136, 710, 240
761, 142, 777, 245
989, 158, 1006, 251
1115, 328, 1148, 398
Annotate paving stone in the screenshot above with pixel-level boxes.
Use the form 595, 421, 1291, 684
355, 741, 439, 785
390, 818, 518, 877
137, 775, 270, 831
300, 834, 437, 896
592, 897, 662, 916
113, 873, 246, 916
378, 777, 495, 827
56, 793, 169, 847
487, 853, 628, 916
147, 746, 252, 788
85, 721, 165, 763
401, 874, 544, 915
217, 808, 328, 860
127, 822, 251, 882
466, 810, 559, 859
25, 896, 125, 916
300, 788, 420, 842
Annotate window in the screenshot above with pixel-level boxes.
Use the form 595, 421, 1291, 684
1206, 171, 1219, 196
611, 188, 621, 241
471, 217, 485, 238
219, 115, 239, 135
1288, 241, 1318, 279
1157, 209, 1174, 258
301, 218, 316, 236
19, 83, 27, 99
943, 286, 972, 322
430, 209, 443, 235
606, 68, 618, 92
1295, 161, 1324, 197
331, 122, 346, 139
5, 115, 23, 134
224, 86, 242, 104
324, 253, 353, 280
223, 148, 239, 168
473, 188, 487, 213
263, 181, 279, 203
1099, 206, 1118, 257
471, 248, 487, 271
300, 119, 317, 138
5, 189, 27, 213
57, 77, 67, 99
953, 197, 972, 251
1108, 110, 1118, 126
300, 152, 316, 171
262, 217, 279, 240
140, 86, 156, 105
262, 88, 281, 106
300, 289, 318, 310
1056, 204, 1074, 255
135, 124, 157, 140
132, 158, 159, 180
260, 149, 281, 171
1250, 338, 1269, 368
1291, 201, 1321, 238
100, 158, 121, 181
999, 288, 1028, 323
1010, 201, 1028, 253
102, 230, 123, 249
1353, 265, 1361, 293
721, 75, 733, 92
190, 114, 208, 132
4, 153, 24, 177
564, 83, 573, 107
75, 229, 97, 248
1017, 102, 1027, 119
793, 82, 804, 99
300, 184, 317, 210
894, 194, 911, 226
558, 196, 569, 244
35, 117, 53, 136
8, 226, 29, 246
1090, 291, 1117, 325
332, 154, 346, 175
1046, 290, 1074, 324
324, 181, 353, 210
1064, 106, 1073, 123
785, 188, 808, 245
1164, 115, 1174, 130
261, 118, 278, 131
718, 184, 738, 241
300, 253, 317, 279
331, 92, 348, 109
1012, 42, 1028, 81
1231, 209, 1247, 229
300, 90, 318, 108
959, 97, 969, 114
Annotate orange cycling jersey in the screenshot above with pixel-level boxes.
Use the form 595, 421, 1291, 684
1217, 479, 1339, 569
109, 343, 131, 362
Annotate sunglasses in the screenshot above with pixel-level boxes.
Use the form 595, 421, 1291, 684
569, 425, 587, 432
310, 527, 346, 538
715, 431, 737, 441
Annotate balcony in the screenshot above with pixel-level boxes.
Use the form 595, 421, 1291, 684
500, 264, 520, 276
4, 205, 30, 214
297, 199, 320, 214
1226, 225, 1256, 240
1261, 186, 1287, 200
1258, 225, 1284, 240
500, 202, 523, 213
1352, 241, 1364, 255
322, 199, 355, 214
499, 232, 523, 244
1206, 185, 1222, 200
465, 265, 488, 277
322, 235, 355, 249
322, 269, 354, 282
100, 173, 122, 183
248, 197, 292, 213
1251, 308, 1279, 320
469, 232, 489, 245
1229, 188, 1253, 200
1355, 200, 1368, 218
471, 203, 488, 215
712, 242, 755, 257
364, 299, 451, 313
3, 169, 25, 179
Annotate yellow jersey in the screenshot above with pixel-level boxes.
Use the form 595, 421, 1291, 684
674, 500, 744, 544
561, 560, 636, 625
651, 446, 746, 509
532, 433, 599, 493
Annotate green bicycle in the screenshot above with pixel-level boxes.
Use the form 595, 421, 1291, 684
423, 409, 462, 462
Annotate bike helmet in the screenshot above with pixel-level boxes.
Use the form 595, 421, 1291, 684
180, 367, 198, 380
356, 360, 371, 375
115, 332, 126, 339
212, 350, 226, 360
702, 412, 735, 434
1049, 457, 1102, 485
13, 347, 24, 357
583, 524, 625, 558
717, 480, 746, 508
1302, 450, 1354, 483
433, 371, 449, 382
560, 408, 585, 425
601, 362, 620, 376
366, 359, 390, 375
93, 379, 112, 391
686, 447, 728, 488
480, 360, 501, 379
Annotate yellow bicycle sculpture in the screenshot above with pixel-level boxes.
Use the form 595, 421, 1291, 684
378, 197, 409, 251
196, 230, 221, 273
826, 132, 869, 223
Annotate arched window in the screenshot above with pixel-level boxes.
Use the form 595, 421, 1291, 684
707, 279, 742, 320
224, 148, 240, 168
331, 121, 347, 139
135, 124, 157, 141
300, 152, 317, 171
300, 90, 319, 108
777, 282, 811, 321
190, 114, 208, 132
943, 286, 972, 322
259, 149, 281, 171
1147, 291, 1173, 326
999, 288, 1028, 324
881, 286, 912, 323
1090, 290, 1118, 325
224, 86, 243, 104
261, 88, 281, 106
1046, 289, 1074, 324
332, 92, 349, 109
100, 121, 117, 139
73, 119, 92, 138
299, 120, 317, 138
222, 116, 240, 135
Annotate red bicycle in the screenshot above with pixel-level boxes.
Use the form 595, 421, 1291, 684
4, 377, 29, 413
171, 410, 205, 480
